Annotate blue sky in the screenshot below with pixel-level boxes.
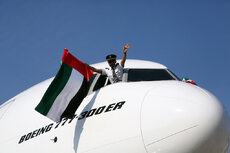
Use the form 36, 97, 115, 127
0, 0, 229, 118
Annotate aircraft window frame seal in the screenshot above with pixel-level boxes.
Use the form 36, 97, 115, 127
87, 73, 100, 95
167, 69, 181, 81
166, 69, 180, 81
122, 68, 128, 82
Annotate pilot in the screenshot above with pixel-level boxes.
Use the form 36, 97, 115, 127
85, 43, 130, 83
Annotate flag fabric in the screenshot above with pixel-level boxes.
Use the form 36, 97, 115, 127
182, 77, 197, 85
35, 49, 94, 122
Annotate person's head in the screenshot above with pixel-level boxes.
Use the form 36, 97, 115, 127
106, 54, 117, 68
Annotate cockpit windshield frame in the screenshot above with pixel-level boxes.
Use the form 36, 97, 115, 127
87, 68, 179, 95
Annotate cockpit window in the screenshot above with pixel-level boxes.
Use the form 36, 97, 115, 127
87, 68, 178, 95
127, 69, 176, 82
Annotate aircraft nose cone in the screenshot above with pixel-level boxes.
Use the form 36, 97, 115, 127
140, 82, 230, 153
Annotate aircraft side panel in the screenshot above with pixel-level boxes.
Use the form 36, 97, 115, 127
73, 83, 150, 153
140, 82, 230, 153
0, 81, 153, 153
1, 79, 229, 153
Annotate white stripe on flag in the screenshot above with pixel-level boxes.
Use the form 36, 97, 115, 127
47, 69, 84, 122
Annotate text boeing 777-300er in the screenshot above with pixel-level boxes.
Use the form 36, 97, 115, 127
0, 59, 229, 153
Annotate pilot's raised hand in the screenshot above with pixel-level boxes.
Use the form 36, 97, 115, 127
121, 43, 130, 67
123, 43, 130, 54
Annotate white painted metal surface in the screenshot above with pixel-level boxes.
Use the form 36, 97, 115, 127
0, 60, 229, 153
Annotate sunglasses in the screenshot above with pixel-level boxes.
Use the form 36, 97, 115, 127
108, 59, 115, 63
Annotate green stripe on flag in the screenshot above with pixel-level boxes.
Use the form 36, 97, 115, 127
35, 63, 72, 115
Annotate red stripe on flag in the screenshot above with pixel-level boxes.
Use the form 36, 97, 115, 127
62, 49, 93, 81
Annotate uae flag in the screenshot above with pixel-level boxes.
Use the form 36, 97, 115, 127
35, 49, 94, 122
182, 77, 197, 85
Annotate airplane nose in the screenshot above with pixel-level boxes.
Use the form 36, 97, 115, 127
140, 82, 230, 153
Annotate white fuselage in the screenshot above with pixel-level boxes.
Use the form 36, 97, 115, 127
0, 60, 229, 153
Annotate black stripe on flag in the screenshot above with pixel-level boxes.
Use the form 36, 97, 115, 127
61, 77, 90, 120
